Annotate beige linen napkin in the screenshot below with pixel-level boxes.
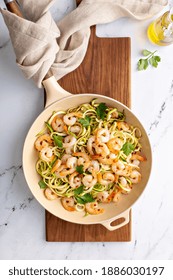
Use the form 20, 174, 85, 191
1, 0, 167, 88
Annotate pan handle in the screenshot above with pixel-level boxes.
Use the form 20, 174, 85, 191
100, 209, 130, 231
42, 76, 71, 108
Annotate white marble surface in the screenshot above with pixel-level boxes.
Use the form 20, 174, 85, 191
0, 0, 173, 260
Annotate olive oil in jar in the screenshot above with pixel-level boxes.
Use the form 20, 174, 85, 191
148, 8, 173, 46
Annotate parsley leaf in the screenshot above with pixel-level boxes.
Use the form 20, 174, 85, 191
154, 56, 161, 62
121, 142, 135, 156
75, 196, 86, 204
75, 193, 95, 204
76, 165, 84, 174
96, 103, 108, 120
53, 135, 63, 148
79, 116, 91, 127
74, 185, 84, 196
149, 56, 161, 68
74, 185, 95, 204
137, 50, 161, 71
38, 180, 47, 189
138, 59, 149, 71
142, 49, 152, 56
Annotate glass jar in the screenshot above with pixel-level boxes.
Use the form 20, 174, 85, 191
147, 8, 173, 46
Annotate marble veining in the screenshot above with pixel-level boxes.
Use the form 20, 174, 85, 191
0, 165, 22, 184
149, 91, 173, 135
0, 0, 173, 260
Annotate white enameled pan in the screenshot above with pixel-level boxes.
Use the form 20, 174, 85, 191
23, 76, 152, 231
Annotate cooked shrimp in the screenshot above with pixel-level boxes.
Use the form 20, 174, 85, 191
40, 147, 54, 162
63, 135, 76, 148
107, 137, 123, 153
114, 174, 119, 183
101, 164, 111, 171
82, 172, 97, 189
65, 146, 74, 154
85, 202, 104, 215
54, 164, 67, 178
59, 167, 75, 177
105, 191, 116, 202
88, 160, 100, 173
93, 153, 117, 164
112, 190, 121, 202
51, 116, 65, 133
97, 172, 115, 186
73, 152, 90, 170
119, 176, 131, 193
117, 121, 130, 131
69, 172, 82, 188
130, 159, 140, 167
129, 170, 141, 184
70, 125, 81, 134
119, 176, 128, 187
44, 188, 57, 200
77, 157, 85, 166
131, 153, 147, 162
61, 154, 71, 163
107, 108, 119, 120
112, 160, 126, 175
34, 134, 52, 151
123, 165, 132, 176
96, 191, 109, 202
95, 143, 110, 157
87, 136, 96, 155
51, 159, 62, 173
96, 128, 110, 143
63, 112, 82, 126
66, 157, 77, 169
61, 197, 75, 211
111, 110, 119, 118
102, 190, 121, 203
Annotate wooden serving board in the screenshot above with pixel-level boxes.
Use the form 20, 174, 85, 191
46, 1, 131, 242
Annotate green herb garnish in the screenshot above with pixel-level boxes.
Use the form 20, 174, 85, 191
73, 185, 95, 204
137, 50, 161, 71
76, 165, 84, 174
45, 120, 63, 148
75, 193, 95, 204
79, 116, 91, 127
138, 58, 149, 70
53, 135, 63, 148
96, 103, 108, 120
121, 142, 135, 156
149, 55, 161, 68
38, 180, 47, 189
74, 185, 84, 195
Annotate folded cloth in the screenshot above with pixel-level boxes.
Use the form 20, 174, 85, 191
1, 0, 167, 88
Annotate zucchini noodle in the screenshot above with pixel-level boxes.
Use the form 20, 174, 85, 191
34, 99, 146, 215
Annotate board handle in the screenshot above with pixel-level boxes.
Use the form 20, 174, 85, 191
100, 209, 130, 231
4, 0, 23, 17
76, 0, 82, 6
